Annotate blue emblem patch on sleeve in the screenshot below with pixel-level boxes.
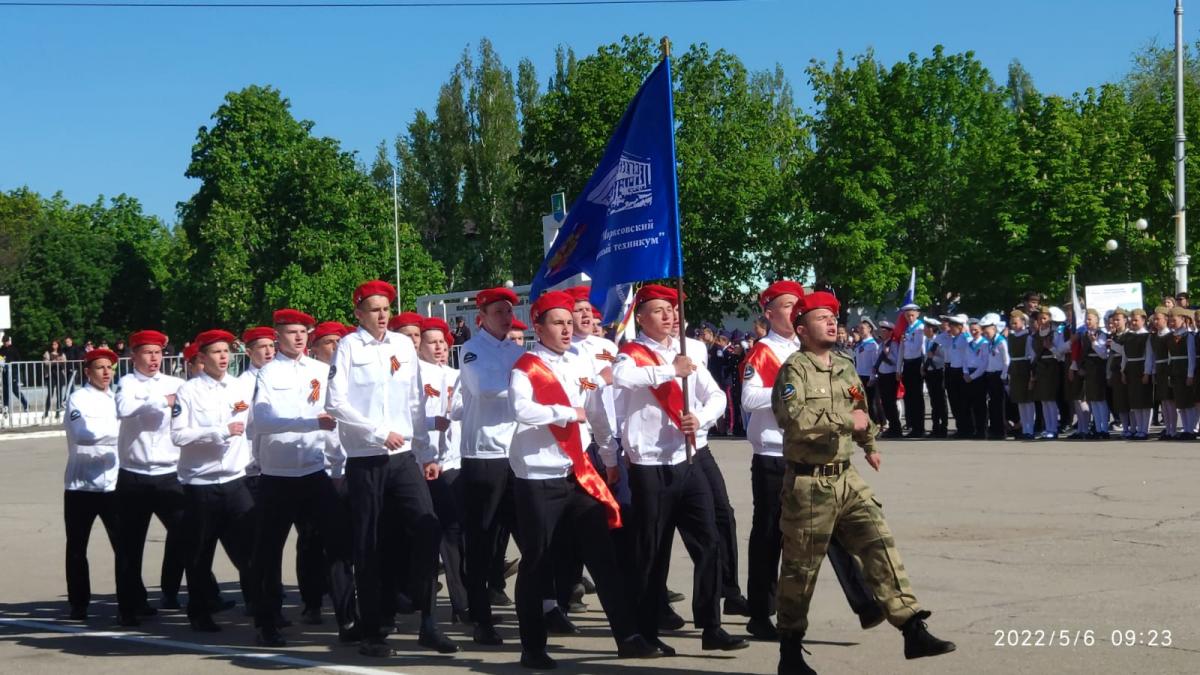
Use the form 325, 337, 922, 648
69, 410, 81, 421
743, 364, 755, 381
463, 352, 477, 364
328, 365, 336, 380
781, 383, 796, 401
171, 402, 182, 418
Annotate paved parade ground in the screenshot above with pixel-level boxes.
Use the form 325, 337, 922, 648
0, 432, 1197, 675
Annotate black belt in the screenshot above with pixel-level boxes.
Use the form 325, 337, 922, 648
789, 460, 850, 477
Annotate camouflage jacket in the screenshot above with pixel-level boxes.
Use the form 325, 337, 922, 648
772, 349, 877, 464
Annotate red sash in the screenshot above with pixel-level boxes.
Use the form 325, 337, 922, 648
618, 341, 686, 429
740, 342, 782, 387
513, 353, 622, 529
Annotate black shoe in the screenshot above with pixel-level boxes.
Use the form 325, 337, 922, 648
160, 595, 181, 611
503, 558, 520, 580
666, 589, 686, 603
702, 626, 749, 651
904, 430, 925, 439
650, 637, 676, 657
117, 612, 140, 628
520, 650, 557, 670
301, 606, 322, 625
473, 622, 504, 646
450, 609, 473, 625
658, 607, 686, 631
190, 615, 221, 633
358, 638, 393, 657
746, 616, 778, 640
67, 606, 88, 621
338, 623, 362, 643
724, 594, 751, 617
581, 575, 596, 594
256, 627, 286, 647
489, 588, 513, 606
135, 602, 158, 617
779, 633, 817, 675
902, 611, 956, 659
545, 607, 580, 635
617, 634, 659, 658
418, 627, 460, 653
859, 605, 885, 630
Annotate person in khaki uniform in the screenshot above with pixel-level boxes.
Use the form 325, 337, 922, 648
770, 291, 955, 675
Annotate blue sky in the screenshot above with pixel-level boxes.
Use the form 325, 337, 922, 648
0, 0, 1181, 225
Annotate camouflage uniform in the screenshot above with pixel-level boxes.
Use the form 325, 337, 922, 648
771, 349, 922, 637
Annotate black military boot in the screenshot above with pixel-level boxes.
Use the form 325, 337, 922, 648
778, 633, 816, 675
901, 610, 956, 659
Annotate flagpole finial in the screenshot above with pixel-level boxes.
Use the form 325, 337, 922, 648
659, 36, 671, 59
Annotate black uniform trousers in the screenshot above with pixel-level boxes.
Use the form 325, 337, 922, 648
985, 372, 1007, 437
114, 469, 188, 615
429, 467, 469, 614
628, 459, 721, 640
461, 456, 516, 625
860, 375, 884, 426
901, 358, 925, 433
926, 366, 948, 434
64, 490, 120, 611
514, 476, 637, 653
966, 375, 989, 438
877, 372, 902, 433
182, 478, 256, 620
946, 367, 968, 435
346, 453, 441, 638
682, 446, 741, 600
295, 520, 326, 611
252, 471, 356, 630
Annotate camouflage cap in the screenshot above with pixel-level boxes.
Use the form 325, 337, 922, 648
1130, 307, 1147, 318
1154, 305, 1170, 316
1170, 307, 1193, 318
1111, 307, 1128, 317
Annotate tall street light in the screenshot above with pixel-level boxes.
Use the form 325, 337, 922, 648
392, 165, 402, 311
1175, 0, 1188, 293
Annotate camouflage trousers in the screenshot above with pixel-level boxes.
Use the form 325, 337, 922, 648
777, 465, 922, 636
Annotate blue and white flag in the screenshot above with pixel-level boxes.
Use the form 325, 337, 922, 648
530, 57, 684, 307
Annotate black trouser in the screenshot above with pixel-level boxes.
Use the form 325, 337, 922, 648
860, 375, 883, 425
182, 478, 256, 620
877, 372, 902, 432
926, 367, 948, 433
514, 476, 636, 653
462, 457, 515, 624
985, 372, 1007, 437
946, 367, 968, 435
295, 519, 326, 611
826, 537, 877, 616
684, 446, 740, 600
2, 365, 29, 410
252, 471, 356, 630
115, 469, 188, 615
346, 453, 441, 637
64, 490, 119, 610
429, 467, 468, 614
901, 358, 925, 433
628, 460, 721, 639
966, 376, 988, 438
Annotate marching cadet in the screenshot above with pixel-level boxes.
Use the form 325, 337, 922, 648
508, 318, 529, 346
508, 291, 657, 669
610, 283, 747, 655
183, 343, 201, 379
389, 311, 425, 349
458, 286, 526, 646
853, 319, 882, 426
1167, 307, 1196, 439
1031, 308, 1068, 439
772, 291, 954, 675
873, 322, 902, 438
170, 329, 257, 633
63, 348, 121, 621
1078, 309, 1112, 439
943, 315, 970, 438
1122, 308, 1154, 440
963, 318, 989, 439
742, 281, 879, 643
923, 318, 949, 438
114, 330, 189, 626
898, 302, 926, 438
1150, 307, 1175, 438
1007, 311, 1035, 439
249, 309, 358, 647
1107, 309, 1133, 438
242, 327, 276, 378
325, 280, 456, 656
416, 317, 470, 625
310, 321, 348, 364
979, 314, 1010, 440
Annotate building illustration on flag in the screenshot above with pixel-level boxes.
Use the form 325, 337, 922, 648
586, 152, 654, 215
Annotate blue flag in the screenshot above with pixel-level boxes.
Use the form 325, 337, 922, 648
530, 57, 684, 308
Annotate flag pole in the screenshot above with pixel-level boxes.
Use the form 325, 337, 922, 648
660, 35, 695, 463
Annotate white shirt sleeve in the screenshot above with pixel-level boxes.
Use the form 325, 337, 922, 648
324, 339, 388, 446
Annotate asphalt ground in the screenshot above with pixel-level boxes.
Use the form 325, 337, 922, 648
0, 432, 1196, 674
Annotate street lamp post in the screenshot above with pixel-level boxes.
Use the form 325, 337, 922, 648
1175, 0, 1189, 294
392, 165, 401, 311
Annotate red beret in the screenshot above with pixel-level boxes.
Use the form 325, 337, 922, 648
352, 280, 397, 307
758, 280, 806, 309
340, 323, 357, 336
591, 307, 603, 320
183, 343, 200, 363
195, 329, 237, 351
791, 291, 841, 326
241, 326, 277, 346
273, 308, 315, 328
511, 318, 528, 331
419, 317, 454, 347
565, 285, 591, 303
530, 291, 576, 324
129, 330, 168, 350
312, 321, 346, 342
476, 287, 519, 309
388, 312, 425, 331
84, 348, 119, 365
634, 284, 680, 307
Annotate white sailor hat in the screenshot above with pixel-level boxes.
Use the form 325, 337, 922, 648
900, 303, 921, 311
924, 317, 941, 327
979, 312, 1001, 327
1048, 306, 1067, 322
946, 313, 968, 325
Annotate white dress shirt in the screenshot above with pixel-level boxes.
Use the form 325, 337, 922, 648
116, 369, 184, 475
900, 320, 927, 360
171, 370, 254, 485
325, 327, 430, 460
964, 336, 989, 381
928, 332, 952, 369
984, 335, 1010, 377
571, 333, 620, 434
509, 343, 612, 480
611, 333, 726, 466
65, 384, 120, 492
741, 330, 800, 457
239, 366, 262, 476
458, 328, 526, 460
253, 352, 338, 477
947, 333, 967, 368
854, 337, 878, 377
419, 359, 463, 472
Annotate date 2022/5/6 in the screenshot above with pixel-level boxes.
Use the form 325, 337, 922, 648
993, 629, 1172, 647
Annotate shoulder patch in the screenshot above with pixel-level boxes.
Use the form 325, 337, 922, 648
328, 365, 337, 380
69, 409, 81, 421
463, 352, 477, 364
171, 402, 182, 418
743, 364, 755, 381
781, 383, 796, 401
